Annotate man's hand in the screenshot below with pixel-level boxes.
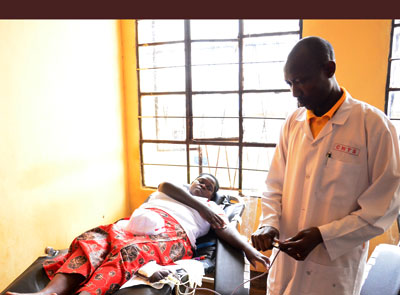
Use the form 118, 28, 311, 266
278, 227, 323, 261
251, 226, 279, 251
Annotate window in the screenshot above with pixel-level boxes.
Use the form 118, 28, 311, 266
386, 19, 400, 137
136, 20, 302, 193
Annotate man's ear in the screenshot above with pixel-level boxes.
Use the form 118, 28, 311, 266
323, 61, 336, 78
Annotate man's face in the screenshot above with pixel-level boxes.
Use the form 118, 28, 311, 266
284, 59, 331, 112
189, 175, 216, 200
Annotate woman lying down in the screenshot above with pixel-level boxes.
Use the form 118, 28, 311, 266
6, 173, 269, 295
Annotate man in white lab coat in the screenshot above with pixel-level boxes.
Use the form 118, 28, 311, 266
251, 36, 400, 295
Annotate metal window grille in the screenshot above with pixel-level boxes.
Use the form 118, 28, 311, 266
386, 19, 400, 139
136, 19, 302, 193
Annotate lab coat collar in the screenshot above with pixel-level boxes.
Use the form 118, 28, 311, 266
329, 92, 353, 126
294, 90, 353, 141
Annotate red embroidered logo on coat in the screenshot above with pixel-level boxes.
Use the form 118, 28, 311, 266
334, 143, 360, 156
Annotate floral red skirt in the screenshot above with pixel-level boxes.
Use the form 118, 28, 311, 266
43, 208, 193, 295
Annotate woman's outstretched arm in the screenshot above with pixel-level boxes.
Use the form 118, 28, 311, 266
214, 224, 270, 269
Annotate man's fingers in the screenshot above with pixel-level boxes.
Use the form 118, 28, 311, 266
251, 226, 280, 251
279, 237, 301, 248
279, 244, 306, 261
254, 236, 271, 251
252, 237, 260, 250
251, 235, 265, 251
252, 236, 265, 251
251, 235, 259, 250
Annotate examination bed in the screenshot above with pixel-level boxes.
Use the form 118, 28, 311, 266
1, 192, 249, 295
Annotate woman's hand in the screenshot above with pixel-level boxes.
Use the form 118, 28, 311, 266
148, 269, 173, 283
244, 247, 271, 269
198, 204, 226, 229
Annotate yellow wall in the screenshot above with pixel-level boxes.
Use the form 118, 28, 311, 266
303, 19, 391, 110
120, 20, 157, 211
0, 20, 128, 289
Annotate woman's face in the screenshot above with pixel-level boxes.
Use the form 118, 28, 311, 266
189, 175, 216, 200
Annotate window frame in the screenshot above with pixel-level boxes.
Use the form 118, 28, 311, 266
136, 19, 303, 191
385, 19, 400, 120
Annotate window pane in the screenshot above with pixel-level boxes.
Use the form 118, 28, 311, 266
389, 60, 400, 88
192, 94, 238, 117
189, 144, 239, 189
137, 20, 184, 44
243, 118, 284, 143
243, 35, 298, 63
243, 92, 298, 118
395, 20, 400, 25
243, 146, 275, 171
139, 67, 185, 92
142, 143, 187, 165
190, 167, 239, 190
242, 170, 268, 192
243, 62, 288, 90
241, 146, 275, 192
192, 64, 238, 91
193, 118, 238, 140
143, 165, 187, 187
190, 20, 238, 39
243, 19, 300, 34
392, 26, 400, 59
189, 144, 239, 168
141, 95, 186, 117
141, 118, 186, 140
191, 41, 238, 66
390, 120, 400, 141
388, 91, 400, 119
138, 43, 185, 68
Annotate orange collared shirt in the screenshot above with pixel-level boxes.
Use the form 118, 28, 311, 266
306, 88, 346, 138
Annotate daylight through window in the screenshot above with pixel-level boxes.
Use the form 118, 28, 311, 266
136, 19, 302, 193
386, 19, 400, 138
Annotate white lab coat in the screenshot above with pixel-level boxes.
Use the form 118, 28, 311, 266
260, 91, 400, 295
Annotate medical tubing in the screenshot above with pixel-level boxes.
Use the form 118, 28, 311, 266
176, 250, 281, 295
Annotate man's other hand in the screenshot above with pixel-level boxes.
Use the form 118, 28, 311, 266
278, 227, 323, 261
251, 226, 280, 252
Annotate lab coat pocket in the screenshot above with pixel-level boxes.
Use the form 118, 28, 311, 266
300, 261, 350, 294
319, 157, 362, 208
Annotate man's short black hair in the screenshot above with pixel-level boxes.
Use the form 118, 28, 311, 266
295, 36, 336, 66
